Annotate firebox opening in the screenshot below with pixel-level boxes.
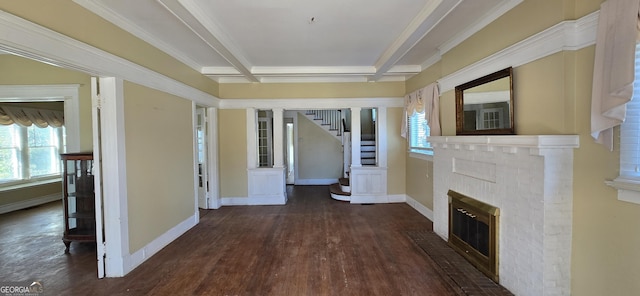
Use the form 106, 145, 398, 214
448, 190, 500, 283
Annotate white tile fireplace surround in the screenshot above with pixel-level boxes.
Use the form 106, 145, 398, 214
429, 135, 579, 296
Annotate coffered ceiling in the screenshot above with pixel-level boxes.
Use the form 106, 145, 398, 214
73, 0, 522, 83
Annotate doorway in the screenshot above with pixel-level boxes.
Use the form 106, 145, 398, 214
285, 119, 295, 185
196, 107, 209, 209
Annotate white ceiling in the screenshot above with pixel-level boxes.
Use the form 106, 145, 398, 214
73, 0, 523, 83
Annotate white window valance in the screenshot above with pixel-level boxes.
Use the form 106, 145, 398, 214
402, 82, 441, 138
590, 0, 640, 151
0, 105, 64, 128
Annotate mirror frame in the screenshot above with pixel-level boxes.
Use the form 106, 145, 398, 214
455, 67, 514, 135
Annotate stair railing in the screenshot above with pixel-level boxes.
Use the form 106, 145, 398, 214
305, 109, 343, 136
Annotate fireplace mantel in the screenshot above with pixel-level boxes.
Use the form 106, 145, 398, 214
430, 134, 579, 296
429, 135, 579, 150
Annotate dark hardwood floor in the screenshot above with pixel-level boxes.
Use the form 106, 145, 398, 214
0, 185, 456, 295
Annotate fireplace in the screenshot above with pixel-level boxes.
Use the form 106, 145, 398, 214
430, 135, 578, 296
448, 190, 499, 282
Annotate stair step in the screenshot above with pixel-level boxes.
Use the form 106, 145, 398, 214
361, 146, 376, 152
361, 152, 376, 158
330, 183, 351, 202
339, 178, 349, 186
361, 134, 375, 141
361, 159, 376, 165
361, 140, 376, 146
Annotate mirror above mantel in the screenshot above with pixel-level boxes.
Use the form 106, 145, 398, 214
455, 67, 514, 135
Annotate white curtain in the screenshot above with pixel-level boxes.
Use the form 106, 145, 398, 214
590, 0, 640, 151
401, 82, 441, 138
0, 105, 64, 128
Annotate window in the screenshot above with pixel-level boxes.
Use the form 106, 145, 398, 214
619, 43, 640, 179
408, 112, 432, 155
0, 124, 64, 184
257, 110, 273, 168
611, 42, 640, 204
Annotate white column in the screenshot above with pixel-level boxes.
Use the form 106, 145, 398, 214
351, 107, 362, 167
272, 108, 284, 168
207, 107, 221, 209
246, 108, 257, 169
96, 77, 128, 277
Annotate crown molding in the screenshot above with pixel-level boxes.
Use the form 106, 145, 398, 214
219, 97, 404, 109
0, 10, 220, 107
201, 67, 242, 75
438, 11, 598, 93
251, 66, 377, 75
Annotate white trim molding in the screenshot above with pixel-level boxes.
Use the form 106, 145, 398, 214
606, 177, 640, 205
219, 97, 404, 110
405, 195, 434, 222
125, 214, 197, 274
438, 11, 599, 93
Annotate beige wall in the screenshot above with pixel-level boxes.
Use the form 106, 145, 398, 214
218, 109, 248, 198
124, 82, 195, 253
386, 107, 406, 195
0, 182, 61, 207
297, 113, 343, 180
405, 0, 640, 294
0, 54, 93, 207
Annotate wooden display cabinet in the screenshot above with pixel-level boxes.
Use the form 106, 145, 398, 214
61, 152, 96, 254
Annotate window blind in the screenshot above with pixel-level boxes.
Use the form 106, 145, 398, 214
619, 43, 640, 179
408, 112, 431, 152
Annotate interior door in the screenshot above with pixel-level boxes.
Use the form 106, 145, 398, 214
90, 77, 105, 278
196, 108, 208, 209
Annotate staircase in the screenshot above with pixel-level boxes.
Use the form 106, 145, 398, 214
330, 134, 376, 202
329, 177, 351, 201
301, 110, 343, 141
361, 134, 376, 166
301, 109, 377, 201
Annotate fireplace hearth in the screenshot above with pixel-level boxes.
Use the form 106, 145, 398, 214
448, 190, 499, 282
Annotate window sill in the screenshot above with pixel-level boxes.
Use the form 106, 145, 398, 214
605, 177, 640, 205
0, 178, 62, 193
409, 150, 433, 161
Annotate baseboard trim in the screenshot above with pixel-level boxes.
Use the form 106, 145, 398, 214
350, 194, 406, 204
125, 214, 197, 274
406, 195, 434, 222
388, 194, 407, 203
0, 193, 61, 214
295, 178, 339, 185
221, 196, 287, 206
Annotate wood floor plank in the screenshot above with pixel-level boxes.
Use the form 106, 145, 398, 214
0, 185, 456, 295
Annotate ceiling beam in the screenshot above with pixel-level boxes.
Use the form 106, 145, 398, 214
158, 0, 258, 82
370, 0, 462, 82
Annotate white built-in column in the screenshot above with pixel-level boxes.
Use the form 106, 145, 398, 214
246, 108, 257, 169
246, 108, 286, 205
350, 107, 361, 167
272, 108, 284, 168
